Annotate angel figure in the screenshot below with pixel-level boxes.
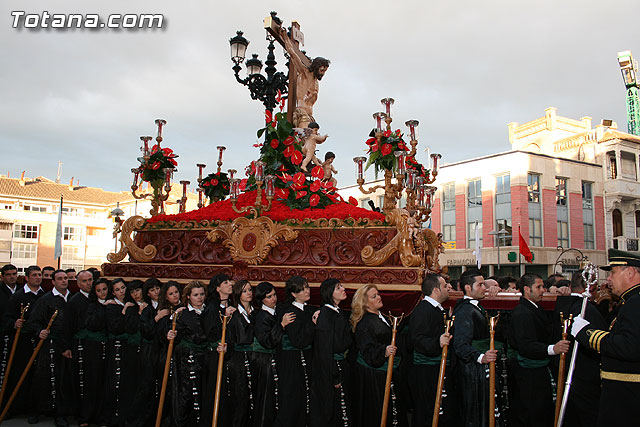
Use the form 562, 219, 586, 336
301, 122, 328, 172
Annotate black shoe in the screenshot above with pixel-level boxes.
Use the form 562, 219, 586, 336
54, 416, 68, 427
27, 415, 39, 424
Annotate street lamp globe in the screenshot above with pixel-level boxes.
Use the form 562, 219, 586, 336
246, 54, 263, 75
229, 30, 249, 64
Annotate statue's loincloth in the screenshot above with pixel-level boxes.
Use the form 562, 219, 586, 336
293, 108, 314, 128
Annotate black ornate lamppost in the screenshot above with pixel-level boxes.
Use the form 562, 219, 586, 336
229, 12, 289, 113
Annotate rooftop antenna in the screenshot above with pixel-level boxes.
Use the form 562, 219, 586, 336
56, 161, 63, 184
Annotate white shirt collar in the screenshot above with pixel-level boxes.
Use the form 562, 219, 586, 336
324, 303, 339, 313
52, 287, 69, 302
23, 284, 42, 295
99, 298, 106, 304
188, 303, 204, 315
261, 304, 275, 316
570, 292, 583, 297
152, 300, 159, 309
526, 298, 539, 309
239, 304, 251, 323
292, 301, 305, 311
5, 284, 16, 294
463, 295, 480, 307
79, 290, 89, 299
423, 295, 443, 310
377, 312, 390, 327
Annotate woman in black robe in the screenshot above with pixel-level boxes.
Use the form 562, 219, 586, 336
126, 278, 163, 427
274, 276, 318, 427
351, 284, 406, 427
312, 278, 352, 427
252, 282, 293, 427
166, 281, 208, 427
155, 281, 183, 427
228, 279, 255, 427
102, 278, 137, 426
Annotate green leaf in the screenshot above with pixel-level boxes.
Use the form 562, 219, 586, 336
257, 128, 266, 138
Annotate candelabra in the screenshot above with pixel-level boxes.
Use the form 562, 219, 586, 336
131, 119, 176, 216
178, 181, 190, 213
229, 161, 275, 216
354, 98, 442, 219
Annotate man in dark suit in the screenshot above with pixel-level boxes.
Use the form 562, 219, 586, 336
509, 273, 569, 427
572, 249, 640, 426
409, 272, 453, 426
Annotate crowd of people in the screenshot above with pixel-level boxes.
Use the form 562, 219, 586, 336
0, 247, 637, 427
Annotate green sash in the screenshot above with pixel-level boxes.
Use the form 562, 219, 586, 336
357, 352, 401, 372
235, 344, 253, 352
517, 353, 549, 368
176, 338, 207, 352
252, 337, 275, 354
333, 351, 347, 361
281, 334, 312, 351
74, 329, 106, 342
413, 351, 449, 366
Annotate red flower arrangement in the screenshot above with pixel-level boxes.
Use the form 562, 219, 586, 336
201, 171, 230, 203
363, 128, 409, 176
137, 144, 178, 189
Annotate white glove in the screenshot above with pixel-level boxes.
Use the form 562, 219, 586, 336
570, 316, 590, 337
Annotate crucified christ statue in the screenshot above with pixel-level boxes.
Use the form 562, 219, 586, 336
278, 27, 330, 129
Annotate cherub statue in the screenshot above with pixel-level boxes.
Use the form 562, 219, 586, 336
301, 122, 328, 172
407, 210, 420, 240
322, 151, 338, 187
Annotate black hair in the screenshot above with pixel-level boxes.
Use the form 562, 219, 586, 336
421, 273, 442, 296
1, 264, 17, 275
255, 282, 275, 304
460, 269, 482, 295
207, 274, 231, 305
125, 279, 144, 303
158, 280, 182, 311
285, 276, 309, 304
88, 278, 110, 303
87, 267, 100, 282
232, 279, 252, 309
325, 151, 335, 161
544, 273, 565, 289
308, 122, 320, 129
143, 278, 163, 304
320, 278, 340, 306
498, 276, 517, 290
517, 273, 542, 294
42, 266, 55, 273
52, 269, 67, 280
65, 268, 76, 274
107, 278, 127, 301
25, 265, 41, 277
556, 279, 571, 289
570, 270, 586, 292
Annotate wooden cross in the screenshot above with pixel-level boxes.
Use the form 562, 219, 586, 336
264, 14, 311, 123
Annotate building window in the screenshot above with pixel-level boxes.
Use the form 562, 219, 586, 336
556, 178, 567, 206
13, 224, 38, 240
360, 198, 371, 209
613, 209, 623, 237
468, 221, 482, 246
584, 224, 595, 249
582, 181, 593, 209
468, 179, 482, 207
53, 206, 80, 216
495, 175, 510, 204
12, 242, 37, 259
529, 218, 542, 246
377, 195, 384, 209
636, 211, 640, 238
621, 151, 637, 180
1, 203, 13, 210
63, 226, 85, 242
608, 151, 618, 179
558, 221, 569, 248
443, 183, 455, 211
528, 174, 540, 203
495, 219, 512, 246
23, 204, 47, 213
443, 225, 456, 242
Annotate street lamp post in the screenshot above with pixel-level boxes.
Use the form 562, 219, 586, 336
489, 229, 509, 273
229, 13, 289, 113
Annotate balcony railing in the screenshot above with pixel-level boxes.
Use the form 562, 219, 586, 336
611, 236, 639, 251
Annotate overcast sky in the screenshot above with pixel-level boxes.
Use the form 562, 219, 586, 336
2, 0, 640, 193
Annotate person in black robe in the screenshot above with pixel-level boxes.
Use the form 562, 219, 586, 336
0, 263, 18, 399
102, 278, 136, 426
201, 274, 235, 426
311, 278, 352, 427
274, 276, 318, 427
572, 249, 640, 426
127, 277, 163, 427
409, 272, 455, 427
351, 284, 406, 427
228, 279, 256, 427
509, 273, 570, 427
119, 279, 145, 424
252, 281, 290, 427
166, 281, 209, 427
24, 269, 73, 427
552, 270, 606, 427
155, 280, 184, 427
1, 265, 44, 417
452, 269, 504, 427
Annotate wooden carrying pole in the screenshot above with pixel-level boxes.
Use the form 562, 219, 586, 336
554, 314, 572, 426
155, 310, 180, 427
380, 314, 403, 427
432, 316, 454, 427
0, 304, 29, 406
0, 309, 57, 424
488, 315, 499, 427
212, 315, 229, 427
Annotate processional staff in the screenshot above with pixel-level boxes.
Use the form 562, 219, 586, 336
0, 303, 29, 406
488, 315, 499, 427
380, 313, 403, 427
0, 309, 58, 424
211, 314, 229, 427
554, 313, 572, 426
557, 264, 598, 427
155, 309, 181, 427
432, 313, 454, 427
